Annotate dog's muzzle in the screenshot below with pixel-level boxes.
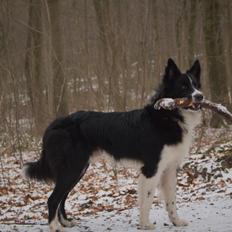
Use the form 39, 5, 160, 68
193, 93, 204, 103
185, 92, 204, 111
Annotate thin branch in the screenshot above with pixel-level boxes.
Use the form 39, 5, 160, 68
154, 98, 232, 124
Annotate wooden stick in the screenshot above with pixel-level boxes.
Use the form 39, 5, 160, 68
154, 98, 232, 124
154, 98, 193, 110
200, 100, 232, 124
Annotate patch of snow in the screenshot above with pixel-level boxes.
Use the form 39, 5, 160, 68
1, 197, 232, 232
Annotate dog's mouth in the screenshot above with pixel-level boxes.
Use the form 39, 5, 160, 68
181, 94, 204, 111
184, 103, 201, 111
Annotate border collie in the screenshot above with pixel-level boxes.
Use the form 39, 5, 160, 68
23, 58, 203, 231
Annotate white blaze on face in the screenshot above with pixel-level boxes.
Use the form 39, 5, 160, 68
187, 74, 203, 101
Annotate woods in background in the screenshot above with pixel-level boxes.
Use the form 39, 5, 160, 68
0, 0, 232, 140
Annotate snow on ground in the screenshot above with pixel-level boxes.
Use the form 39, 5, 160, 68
1, 197, 232, 232
0, 128, 232, 231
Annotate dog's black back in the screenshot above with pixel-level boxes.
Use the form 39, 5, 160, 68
39, 106, 183, 180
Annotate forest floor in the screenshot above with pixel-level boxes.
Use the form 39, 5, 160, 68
0, 128, 232, 232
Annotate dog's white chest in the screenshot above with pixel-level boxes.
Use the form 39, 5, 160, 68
157, 110, 201, 175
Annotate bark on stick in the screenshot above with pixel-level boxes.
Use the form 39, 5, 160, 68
154, 98, 232, 124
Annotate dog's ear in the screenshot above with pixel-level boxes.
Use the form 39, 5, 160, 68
188, 60, 201, 82
164, 58, 181, 82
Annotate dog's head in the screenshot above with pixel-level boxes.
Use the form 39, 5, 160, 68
160, 58, 203, 108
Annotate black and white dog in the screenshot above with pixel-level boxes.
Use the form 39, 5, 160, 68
24, 58, 203, 231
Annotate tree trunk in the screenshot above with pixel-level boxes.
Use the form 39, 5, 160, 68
48, 0, 68, 117
187, 0, 197, 66
93, 0, 124, 111
24, 0, 45, 135
41, 0, 54, 121
203, 0, 229, 127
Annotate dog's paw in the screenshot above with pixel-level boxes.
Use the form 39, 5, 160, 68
60, 218, 78, 227
138, 222, 155, 230
172, 218, 188, 227
59, 213, 79, 228
49, 221, 64, 232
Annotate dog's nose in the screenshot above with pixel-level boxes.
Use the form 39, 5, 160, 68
194, 94, 203, 102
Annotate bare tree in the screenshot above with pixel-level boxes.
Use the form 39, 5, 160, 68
203, 0, 229, 127
25, 0, 46, 135
47, 0, 68, 117
1, 0, 232, 144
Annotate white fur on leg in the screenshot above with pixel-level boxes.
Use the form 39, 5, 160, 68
50, 219, 64, 232
59, 213, 78, 228
161, 167, 188, 227
138, 174, 158, 230
49, 207, 64, 232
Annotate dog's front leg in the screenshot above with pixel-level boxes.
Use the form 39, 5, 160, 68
160, 167, 188, 227
138, 174, 157, 230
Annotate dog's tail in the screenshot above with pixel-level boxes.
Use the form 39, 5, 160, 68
22, 150, 53, 182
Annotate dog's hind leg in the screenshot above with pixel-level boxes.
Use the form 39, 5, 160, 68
58, 192, 70, 226
48, 159, 89, 232
58, 164, 89, 227
160, 166, 188, 227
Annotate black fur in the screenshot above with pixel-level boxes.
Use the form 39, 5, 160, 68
24, 58, 202, 227
24, 151, 52, 181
